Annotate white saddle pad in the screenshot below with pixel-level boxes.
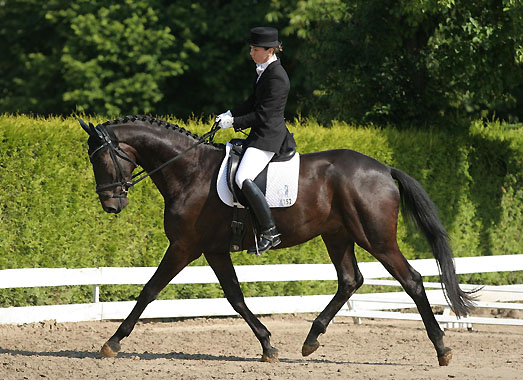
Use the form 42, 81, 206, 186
217, 143, 300, 208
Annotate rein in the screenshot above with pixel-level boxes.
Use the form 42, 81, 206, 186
89, 121, 220, 198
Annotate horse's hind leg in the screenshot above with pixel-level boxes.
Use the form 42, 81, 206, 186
302, 233, 363, 357
100, 243, 199, 357
205, 252, 278, 362
371, 246, 452, 365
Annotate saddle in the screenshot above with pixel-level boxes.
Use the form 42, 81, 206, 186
226, 138, 296, 207
219, 139, 299, 252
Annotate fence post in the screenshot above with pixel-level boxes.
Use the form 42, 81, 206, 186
348, 300, 361, 325
93, 285, 100, 303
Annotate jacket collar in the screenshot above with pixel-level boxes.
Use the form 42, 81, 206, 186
254, 58, 280, 86
256, 55, 278, 76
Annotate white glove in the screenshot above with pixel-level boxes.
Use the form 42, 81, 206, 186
216, 110, 233, 129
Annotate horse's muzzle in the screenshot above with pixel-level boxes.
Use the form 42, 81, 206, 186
100, 196, 128, 214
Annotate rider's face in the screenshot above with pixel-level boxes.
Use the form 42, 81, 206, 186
250, 46, 273, 64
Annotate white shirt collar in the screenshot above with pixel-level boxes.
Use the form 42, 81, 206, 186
256, 55, 278, 78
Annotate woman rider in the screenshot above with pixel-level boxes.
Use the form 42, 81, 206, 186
216, 26, 296, 254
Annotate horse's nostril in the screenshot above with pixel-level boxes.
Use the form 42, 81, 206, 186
104, 205, 118, 214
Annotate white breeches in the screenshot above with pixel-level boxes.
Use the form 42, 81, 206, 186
235, 147, 275, 189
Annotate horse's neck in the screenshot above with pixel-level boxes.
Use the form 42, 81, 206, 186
116, 124, 222, 195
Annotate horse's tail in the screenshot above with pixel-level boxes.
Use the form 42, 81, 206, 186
390, 167, 476, 317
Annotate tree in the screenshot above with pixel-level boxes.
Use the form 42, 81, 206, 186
422, 0, 523, 121
154, 0, 280, 117
0, 0, 284, 117
0, 0, 67, 114
1, 0, 198, 115
272, 0, 523, 125
1, 0, 521, 124
52, 0, 193, 115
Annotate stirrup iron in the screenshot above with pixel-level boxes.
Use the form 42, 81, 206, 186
247, 227, 281, 255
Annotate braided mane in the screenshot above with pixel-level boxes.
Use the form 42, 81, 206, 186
101, 115, 223, 148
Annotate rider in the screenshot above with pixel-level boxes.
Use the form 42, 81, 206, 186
216, 26, 296, 254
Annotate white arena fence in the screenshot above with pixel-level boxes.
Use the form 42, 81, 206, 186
1, 255, 522, 329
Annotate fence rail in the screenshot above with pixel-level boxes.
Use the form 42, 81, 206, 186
1, 255, 522, 327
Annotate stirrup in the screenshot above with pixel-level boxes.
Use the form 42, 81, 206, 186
247, 227, 281, 255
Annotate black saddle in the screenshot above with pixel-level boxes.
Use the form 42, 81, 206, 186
226, 139, 296, 207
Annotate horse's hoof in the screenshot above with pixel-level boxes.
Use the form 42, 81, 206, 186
438, 349, 453, 366
302, 340, 320, 357
100, 340, 121, 358
261, 347, 279, 363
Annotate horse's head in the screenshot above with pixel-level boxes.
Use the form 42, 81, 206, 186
79, 119, 137, 214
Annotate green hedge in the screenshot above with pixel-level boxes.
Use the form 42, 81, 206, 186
0, 115, 521, 306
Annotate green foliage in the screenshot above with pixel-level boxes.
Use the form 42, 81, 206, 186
276, 0, 523, 124
421, 0, 523, 119
0, 0, 66, 114
57, 0, 185, 115
0, 0, 278, 117
1, 0, 521, 124
0, 116, 521, 307
0, 115, 167, 270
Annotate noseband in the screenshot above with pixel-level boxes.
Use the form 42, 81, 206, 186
85, 121, 220, 199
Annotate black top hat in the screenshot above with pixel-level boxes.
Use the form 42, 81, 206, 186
247, 27, 281, 48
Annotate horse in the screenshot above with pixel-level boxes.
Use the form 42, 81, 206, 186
79, 115, 475, 366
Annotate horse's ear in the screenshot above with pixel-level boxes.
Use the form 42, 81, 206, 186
78, 118, 91, 135
89, 122, 102, 139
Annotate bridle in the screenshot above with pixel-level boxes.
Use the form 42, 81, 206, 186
87, 124, 138, 199
80, 119, 220, 199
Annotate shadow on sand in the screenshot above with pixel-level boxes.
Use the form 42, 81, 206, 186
0, 346, 414, 367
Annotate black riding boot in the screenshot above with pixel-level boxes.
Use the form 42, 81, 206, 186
241, 179, 281, 254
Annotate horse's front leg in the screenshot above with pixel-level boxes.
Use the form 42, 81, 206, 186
204, 252, 278, 362
100, 243, 199, 357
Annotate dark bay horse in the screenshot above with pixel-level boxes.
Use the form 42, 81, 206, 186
79, 115, 475, 366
